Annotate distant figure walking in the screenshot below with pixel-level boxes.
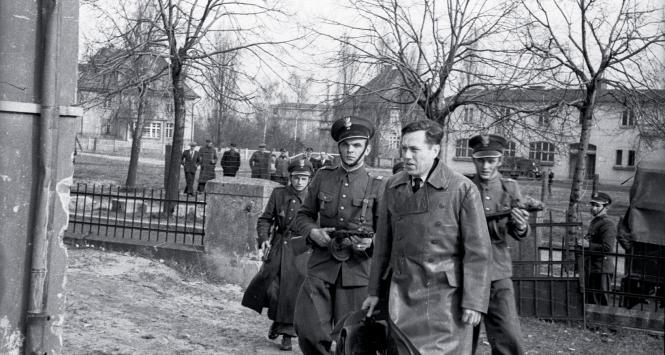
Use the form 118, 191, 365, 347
250, 143, 272, 179
548, 169, 554, 196
181, 142, 199, 196
197, 139, 218, 193
221, 143, 241, 177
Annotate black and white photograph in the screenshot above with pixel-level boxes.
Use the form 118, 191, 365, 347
0, 0, 663, 354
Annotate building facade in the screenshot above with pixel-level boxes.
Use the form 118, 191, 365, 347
77, 49, 199, 156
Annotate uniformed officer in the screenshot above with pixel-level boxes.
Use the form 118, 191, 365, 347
242, 158, 314, 351
469, 134, 529, 355
577, 192, 616, 305
292, 116, 384, 355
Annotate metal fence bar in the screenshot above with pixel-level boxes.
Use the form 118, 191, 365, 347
68, 184, 206, 248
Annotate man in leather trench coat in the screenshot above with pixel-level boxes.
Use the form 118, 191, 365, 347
241, 158, 314, 351
292, 116, 384, 355
363, 120, 491, 354
468, 134, 530, 355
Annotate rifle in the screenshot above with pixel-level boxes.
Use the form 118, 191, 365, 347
328, 228, 375, 261
485, 196, 545, 220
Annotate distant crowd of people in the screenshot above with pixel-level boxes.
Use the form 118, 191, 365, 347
180, 141, 336, 195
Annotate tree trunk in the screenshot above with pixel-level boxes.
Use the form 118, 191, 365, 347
565, 87, 597, 266
164, 61, 187, 213
125, 83, 148, 188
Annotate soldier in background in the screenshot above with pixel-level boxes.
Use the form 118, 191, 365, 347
196, 139, 218, 193
292, 116, 383, 354
181, 142, 199, 196
250, 143, 272, 179
577, 192, 616, 305
468, 134, 529, 355
221, 143, 241, 177
242, 159, 314, 351
272, 148, 290, 185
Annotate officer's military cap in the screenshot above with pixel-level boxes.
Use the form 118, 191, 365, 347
591, 192, 612, 205
205, 138, 212, 143
259, 143, 267, 148
229, 143, 236, 147
279, 148, 286, 152
305, 147, 314, 152
469, 134, 507, 158
288, 158, 314, 176
330, 116, 375, 143
189, 142, 197, 147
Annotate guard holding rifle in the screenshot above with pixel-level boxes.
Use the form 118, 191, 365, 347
469, 134, 542, 355
292, 116, 384, 355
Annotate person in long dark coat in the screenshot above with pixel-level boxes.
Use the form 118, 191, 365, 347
242, 159, 314, 351
250, 143, 272, 179
196, 139, 218, 193
181, 142, 199, 196
221, 143, 241, 177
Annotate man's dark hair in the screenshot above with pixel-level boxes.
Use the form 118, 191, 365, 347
401, 120, 443, 146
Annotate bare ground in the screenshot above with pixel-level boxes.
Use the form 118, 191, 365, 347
63, 247, 302, 355
63, 247, 662, 355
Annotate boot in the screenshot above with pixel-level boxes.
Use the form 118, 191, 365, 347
268, 323, 279, 340
280, 336, 292, 351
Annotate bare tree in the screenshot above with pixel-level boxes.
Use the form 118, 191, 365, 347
153, 0, 298, 210
517, 0, 665, 224
319, 0, 528, 125
79, 0, 168, 188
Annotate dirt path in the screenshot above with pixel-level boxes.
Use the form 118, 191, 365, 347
63, 248, 302, 355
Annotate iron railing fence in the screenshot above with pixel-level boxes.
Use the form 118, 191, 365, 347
68, 183, 206, 249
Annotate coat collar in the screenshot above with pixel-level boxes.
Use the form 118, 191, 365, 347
387, 159, 452, 190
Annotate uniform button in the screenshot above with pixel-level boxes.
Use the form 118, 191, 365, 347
344, 183, 349, 187
339, 218, 344, 222
434, 221, 442, 227
485, 196, 491, 200
342, 194, 347, 198
284, 241, 287, 245
290, 208, 294, 211
292, 200, 296, 203
340, 206, 345, 210
485, 207, 491, 211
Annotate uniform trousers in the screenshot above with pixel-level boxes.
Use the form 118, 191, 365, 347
294, 275, 366, 355
472, 278, 524, 355
587, 273, 611, 305
184, 172, 196, 194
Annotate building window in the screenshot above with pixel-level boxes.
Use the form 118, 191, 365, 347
504, 141, 516, 157
164, 123, 174, 139
463, 107, 474, 123
627, 150, 635, 166
143, 122, 162, 139
455, 139, 473, 158
386, 129, 400, 149
621, 109, 635, 127
538, 111, 551, 126
102, 97, 112, 109
615, 150, 623, 165
389, 109, 400, 125
529, 141, 555, 162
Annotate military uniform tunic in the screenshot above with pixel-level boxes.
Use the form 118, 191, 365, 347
293, 165, 383, 287
470, 174, 528, 355
292, 165, 383, 354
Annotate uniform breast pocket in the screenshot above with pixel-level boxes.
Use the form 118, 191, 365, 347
351, 198, 374, 210
318, 191, 337, 217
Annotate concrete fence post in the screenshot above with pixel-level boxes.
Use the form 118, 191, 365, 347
203, 177, 281, 286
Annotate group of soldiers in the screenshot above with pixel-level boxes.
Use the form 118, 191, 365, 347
240, 115, 616, 355
180, 140, 241, 195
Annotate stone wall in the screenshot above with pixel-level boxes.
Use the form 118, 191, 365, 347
203, 177, 281, 287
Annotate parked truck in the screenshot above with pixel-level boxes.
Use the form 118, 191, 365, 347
499, 156, 543, 179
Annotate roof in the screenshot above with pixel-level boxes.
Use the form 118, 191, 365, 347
78, 47, 199, 100
458, 87, 665, 106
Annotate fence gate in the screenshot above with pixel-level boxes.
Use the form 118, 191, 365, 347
511, 214, 585, 321
67, 184, 206, 250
